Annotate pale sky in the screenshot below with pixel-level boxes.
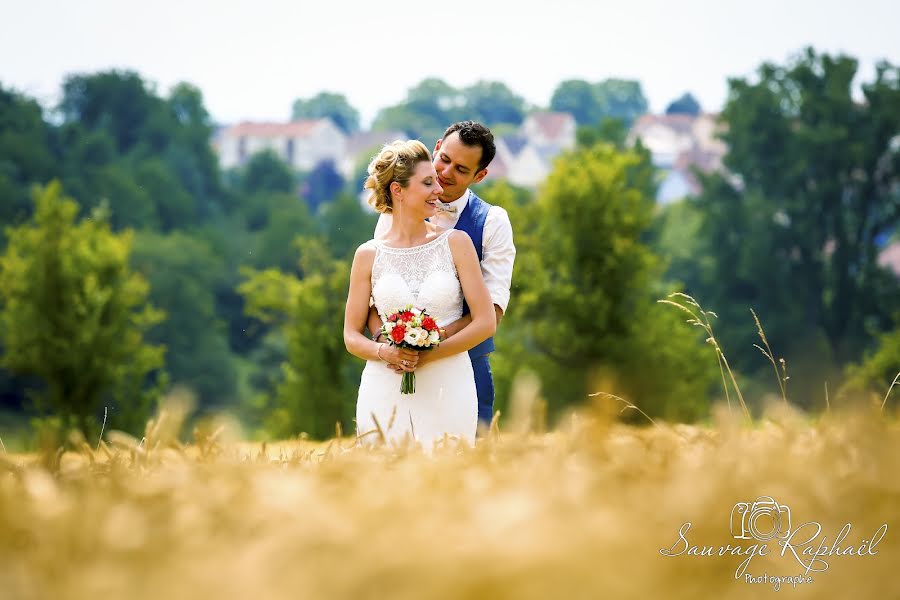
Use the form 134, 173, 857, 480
2, 0, 898, 126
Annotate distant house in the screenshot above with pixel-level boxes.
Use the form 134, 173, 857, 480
483, 151, 509, 182
483, 112, 575, 188
628, 113, 727, 204
340, 129, 406, 182
493, 135, 552, 188
214, 118, 346, 171
521, 112, 577, 153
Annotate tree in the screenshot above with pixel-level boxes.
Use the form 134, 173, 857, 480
576, 117, 629, 150
0, 84, 56, 221
164, 82, 225, 216
371, 104, 439, 140
840, 325, 900, 404
550, 80, 602, 126
89, 163, 160, 230
648, 198, 711, 295
463, 81, 526, 126
238, 238, 359, 438
291, 92, 360, 134
317, 192, 378, 259
131, 158, 196, 231
406, 78, 464, 120
372, 78, 464, 141
665, 92, 701, 116
509, 144, 715, 420
693, 49, 900, 395
252, 195, 316, 272
0, 182, 166, 434
59, 70, 162, 155
551, 78, 649, 128
593, 79, 648, 127
57, 72, 227, 224
131, 231, 236, 409
240, 150, 296, 195
301, 159, 344, 212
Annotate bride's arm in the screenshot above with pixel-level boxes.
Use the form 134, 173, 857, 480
344, 244, 418, 370
420, 231, 496, 363
440, 305, 503, 340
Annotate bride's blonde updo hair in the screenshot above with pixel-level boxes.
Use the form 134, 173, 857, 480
364, 140, 432, 214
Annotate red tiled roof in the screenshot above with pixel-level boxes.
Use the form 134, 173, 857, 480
527, 112, 573, 139
222, 119, 325, 138
631, 113, 698, 135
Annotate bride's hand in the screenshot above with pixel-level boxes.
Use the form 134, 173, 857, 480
381, 345, 418, 372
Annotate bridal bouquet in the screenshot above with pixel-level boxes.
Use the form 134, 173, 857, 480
381, 305, 441, 394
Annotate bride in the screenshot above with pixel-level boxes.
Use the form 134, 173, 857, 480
343, 140, 496, 448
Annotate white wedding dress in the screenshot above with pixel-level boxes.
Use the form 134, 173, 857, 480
356, 229, 477, 448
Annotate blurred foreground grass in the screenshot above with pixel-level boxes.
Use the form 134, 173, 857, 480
1, 399, 899, 599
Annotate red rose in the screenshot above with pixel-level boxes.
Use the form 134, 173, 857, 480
388, 313, 398, 322
400, 311, 414, 322
422, 316, 437, 332
390, 324, 406, 344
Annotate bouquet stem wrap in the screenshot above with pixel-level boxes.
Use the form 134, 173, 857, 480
380, 305, 442, 395
401, 372, 416, 394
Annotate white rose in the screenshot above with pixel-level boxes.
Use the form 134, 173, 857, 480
404, 327, 427, 346
428, 330, 440, 345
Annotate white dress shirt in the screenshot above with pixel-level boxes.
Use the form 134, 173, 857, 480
373, 189, 516, 313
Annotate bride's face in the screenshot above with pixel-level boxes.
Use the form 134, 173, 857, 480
398, 160, 443, 217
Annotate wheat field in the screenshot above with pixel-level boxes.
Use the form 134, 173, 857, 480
1, 394, 899, 600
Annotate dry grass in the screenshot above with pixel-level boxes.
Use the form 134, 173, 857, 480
2, 397, 899, 600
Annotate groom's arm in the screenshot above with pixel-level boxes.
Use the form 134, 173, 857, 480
367, 305, 383, 340
444, 206, 515, 339
441, 306, 503, 340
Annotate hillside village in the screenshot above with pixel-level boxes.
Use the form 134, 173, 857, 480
212, 111, 727, 205
211, 110, 900, 276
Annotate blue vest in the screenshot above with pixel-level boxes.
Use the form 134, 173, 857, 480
454, 192, 495, 357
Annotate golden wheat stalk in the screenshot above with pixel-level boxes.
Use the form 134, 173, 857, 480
750, 308, 789, 405
96, 406, 108, 450
882, 371, 900, 412
588, 391, 658, 426
658, 293, 751, 422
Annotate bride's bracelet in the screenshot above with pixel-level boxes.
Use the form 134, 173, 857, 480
375, 342, 388, 363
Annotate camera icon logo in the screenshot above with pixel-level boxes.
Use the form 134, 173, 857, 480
730, 496, 792, 541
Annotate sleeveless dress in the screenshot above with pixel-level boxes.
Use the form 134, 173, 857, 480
356, 229, 477, 448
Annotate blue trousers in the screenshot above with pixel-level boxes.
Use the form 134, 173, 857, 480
471, 353, 494, 427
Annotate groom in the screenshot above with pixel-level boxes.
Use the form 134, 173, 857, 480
368, 121, 516, 431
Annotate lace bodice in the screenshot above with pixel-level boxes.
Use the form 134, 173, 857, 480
370, 229, 462, 326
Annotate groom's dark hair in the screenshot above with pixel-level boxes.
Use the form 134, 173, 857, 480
442, 121, 496, 172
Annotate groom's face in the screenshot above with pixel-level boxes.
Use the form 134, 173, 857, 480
433, 132, 488, 202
